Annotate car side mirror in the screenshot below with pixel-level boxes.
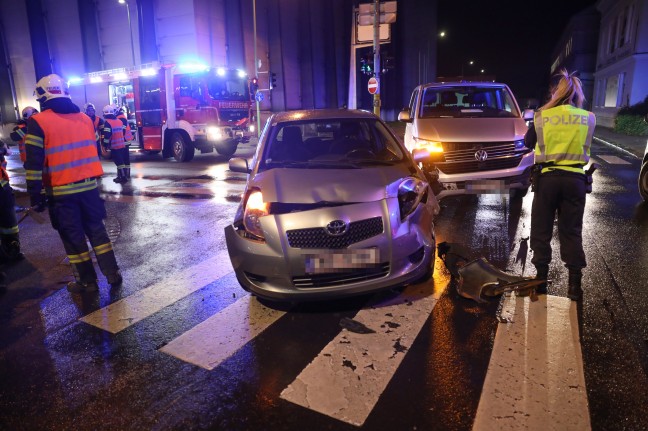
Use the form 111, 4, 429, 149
412, 148, 430, 163
398, 110, 412, 123
229, 157, 250, 173
523, 109, 534, 121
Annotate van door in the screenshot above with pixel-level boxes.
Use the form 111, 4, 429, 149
134, 71, 166, 152
404, 88, 419, 153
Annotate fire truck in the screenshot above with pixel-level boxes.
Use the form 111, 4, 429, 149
69, 62, 255, 162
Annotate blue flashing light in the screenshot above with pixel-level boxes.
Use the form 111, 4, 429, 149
178, 62, 209, 73
237, 69, 247, 78
67, 76, 83, 86
216, 67, 226, 76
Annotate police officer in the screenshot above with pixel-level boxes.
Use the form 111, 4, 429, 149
83, 103, 104, 157
24, 74, 122, 293
101, 104, 128, 183
524, 69, 595, 301
0, 140, 22, 261
10, 106, 39, 163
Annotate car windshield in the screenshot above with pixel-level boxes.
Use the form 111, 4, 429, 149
259, 118, 405, 171
419, 86, 519, 118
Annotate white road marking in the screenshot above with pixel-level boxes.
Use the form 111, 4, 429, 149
80, 249, 233, 333
280, 282, 440, 427
597, 155, 631, 165
592, 137, 640, 159
160, 294, 286, 370
473, 295, 590, 431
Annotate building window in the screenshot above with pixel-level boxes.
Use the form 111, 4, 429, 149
604, 74, 625, 107
619, 9, 627, 46
608, 19, 618, 53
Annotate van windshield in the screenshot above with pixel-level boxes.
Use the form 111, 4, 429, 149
419, 86, 520, 118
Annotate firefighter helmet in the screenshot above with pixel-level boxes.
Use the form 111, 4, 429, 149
84, 103, 96, 114
21, 106, 38, 119
102, 104, 117, 116
34, 74, 70, 103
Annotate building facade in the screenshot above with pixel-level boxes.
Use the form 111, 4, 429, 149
592, 0, 648, 127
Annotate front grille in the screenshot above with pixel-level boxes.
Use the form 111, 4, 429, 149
287, 216, 383, 249
293, 263, 390, 288
437, 141, 525, 174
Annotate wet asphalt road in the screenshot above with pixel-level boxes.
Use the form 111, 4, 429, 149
1, 140, 647, 431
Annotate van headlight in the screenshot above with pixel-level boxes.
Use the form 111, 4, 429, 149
413, 137, 443, 153
242, 188, 268, 240
514, 139, 526, 150
207, 126, 224, 141
248, 124, 255, 133
398, 177, 428, 220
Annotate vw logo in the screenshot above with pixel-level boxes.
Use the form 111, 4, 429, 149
326, 220, 348, 236
474, 149, 488, 162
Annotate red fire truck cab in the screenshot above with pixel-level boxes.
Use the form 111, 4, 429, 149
72, 62, 255, 162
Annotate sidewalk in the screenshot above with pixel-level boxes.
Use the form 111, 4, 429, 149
593, 126, 647, 159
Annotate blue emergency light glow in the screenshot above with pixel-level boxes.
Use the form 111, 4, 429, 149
140, 68, 156, 76
67, 76, 83, 85
179, 62, 209, 73
237, 70, 247, 78
216, 67, 226, 76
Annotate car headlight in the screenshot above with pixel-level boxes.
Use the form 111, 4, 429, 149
413, 137, 443, 153
514, 139, 526, 150
207, 126, 224, 141
398, 177, 428, 220
248, 124, 255, 133
242, 188, 269, 240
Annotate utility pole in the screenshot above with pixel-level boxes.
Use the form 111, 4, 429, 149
372, 0, 381, 117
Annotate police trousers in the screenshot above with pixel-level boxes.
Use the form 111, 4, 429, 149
48, 187, 119, 283
530, 171, 587, 270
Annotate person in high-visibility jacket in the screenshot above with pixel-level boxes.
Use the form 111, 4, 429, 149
83, 103, 104, 157
101, 105, 128, 183
0, 140, 22, 262
524, 69, 595, 301
10, 106, 39, 163
116, 106, 132, 180
24, 74, 122, 293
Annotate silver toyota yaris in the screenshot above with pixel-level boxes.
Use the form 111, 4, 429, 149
225, 109, 439, 301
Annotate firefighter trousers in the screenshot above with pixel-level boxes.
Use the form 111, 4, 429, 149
530, 171, 587, 270
0, 183, 19, 257
48, 187, 119, 283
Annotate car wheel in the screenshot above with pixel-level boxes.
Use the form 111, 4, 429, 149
640, 161, 648, 201
510, 186, 529, 200
171, 132, 194, 162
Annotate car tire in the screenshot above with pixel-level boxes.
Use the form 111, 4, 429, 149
640, 161, 648, 201
171, 132, 194, 162
510, 186, 529, 200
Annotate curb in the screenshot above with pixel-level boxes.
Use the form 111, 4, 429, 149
592, 136, 641, 160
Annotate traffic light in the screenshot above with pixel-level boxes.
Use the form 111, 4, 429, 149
360, 55, 373, 76
270, 72, 277, 90
249, 77, 258, 99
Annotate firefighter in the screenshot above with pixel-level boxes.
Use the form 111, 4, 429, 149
524, 69, 595, 301
83, 103, 104, 157
0, 139, 22, 262
24, 74, 122, 293
10, 106, 39, 163
116, 106, 132, 180
101, 104, 128, 183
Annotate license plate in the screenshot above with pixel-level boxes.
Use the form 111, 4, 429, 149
466, 180, 507, 194
304, 249, 380, 274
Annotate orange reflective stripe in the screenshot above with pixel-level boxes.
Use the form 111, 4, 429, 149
31, 110, 104, 187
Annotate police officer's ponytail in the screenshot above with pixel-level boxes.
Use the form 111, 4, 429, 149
540, 69, 585, 111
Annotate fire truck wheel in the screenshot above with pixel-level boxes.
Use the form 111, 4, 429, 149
171, 132, 194, 162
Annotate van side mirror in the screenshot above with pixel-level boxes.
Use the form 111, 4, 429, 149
523, 109, 534, 121
229, 157, 250, 173
398, 110, 412, 123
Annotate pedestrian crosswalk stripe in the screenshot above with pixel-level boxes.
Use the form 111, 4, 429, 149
596, 155, 631, 165
280, 282, 440, 427
473, 295, 590, 431
159, 294, 286, 370
79, 249, 233, 333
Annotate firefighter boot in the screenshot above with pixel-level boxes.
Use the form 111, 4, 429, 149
567, 269, 583, 301
534, 265, 548, 295
125, 168, 131, 180
113, 169, 127, 184
107, 270, 123, 287
1, 235, 24, 261
66, 280, 99, 293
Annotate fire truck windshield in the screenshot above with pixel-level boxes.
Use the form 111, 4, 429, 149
208, 74, 249, 102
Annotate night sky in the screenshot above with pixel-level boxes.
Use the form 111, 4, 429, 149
436, 0, 599, 101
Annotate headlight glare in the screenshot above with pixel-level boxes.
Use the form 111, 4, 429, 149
413, 137, 443, 153
243, 189, 268, 240
207, 126, 223, 141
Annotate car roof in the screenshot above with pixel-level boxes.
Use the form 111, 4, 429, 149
269, 109, 379, 123
420, 81, 507, 89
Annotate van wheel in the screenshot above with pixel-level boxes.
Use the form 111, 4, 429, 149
510, 186, 529, 200
640, 161, 648, 201
171, 132, 194, 162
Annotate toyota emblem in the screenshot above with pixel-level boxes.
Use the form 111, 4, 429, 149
474, 149, 488, 162
326, 220, 348, 236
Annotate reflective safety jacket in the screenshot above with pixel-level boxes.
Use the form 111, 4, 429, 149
24, 110, 103, 196
103, 118, 126, 150
10, 122, 28, 163
117, 113, 133, 141
533, 105, 596, 174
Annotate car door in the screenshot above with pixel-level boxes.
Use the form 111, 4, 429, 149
403, 87, 420, 153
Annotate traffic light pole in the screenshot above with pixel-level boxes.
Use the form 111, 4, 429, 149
373, 0, 381, 117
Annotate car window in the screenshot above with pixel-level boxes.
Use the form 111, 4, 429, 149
419, 86, 519, 118
259, 119, 405, 171
408, 88, 419, 118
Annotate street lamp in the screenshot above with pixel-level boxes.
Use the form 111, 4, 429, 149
439, 31, 446, 38
118, 0, 136, 66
